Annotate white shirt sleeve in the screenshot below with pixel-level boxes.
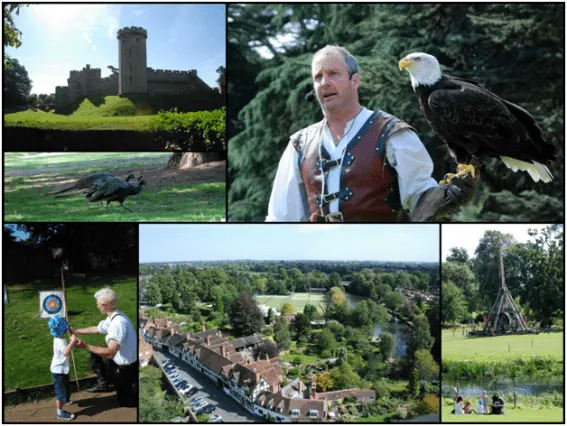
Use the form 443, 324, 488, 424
385, 129, 439, 213
106, 318, 126, 347
266, 142, 308, 222
97, 318, 109, 334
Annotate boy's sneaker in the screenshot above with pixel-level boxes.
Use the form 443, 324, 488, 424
56, 410, 76, 421
64, 400, 75, 406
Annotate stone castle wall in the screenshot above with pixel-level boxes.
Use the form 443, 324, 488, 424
55, 26, 214, 105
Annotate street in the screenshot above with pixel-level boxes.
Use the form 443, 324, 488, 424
153, 349, 259, 423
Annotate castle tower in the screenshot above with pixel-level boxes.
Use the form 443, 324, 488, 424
117, 27, 148, 94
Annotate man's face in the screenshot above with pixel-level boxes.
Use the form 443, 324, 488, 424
96, 299, 107, 314
312, 51, 359, 113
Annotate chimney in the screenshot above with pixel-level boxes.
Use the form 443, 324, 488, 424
202, 323, 206, 332
206, 336, 211, 346
298, 380, 304, 393
186, 332, 191, 341
170, 327, 175, 336
221, 345, 226, 358
265, 353, 270, 361
153, 316, 157, 325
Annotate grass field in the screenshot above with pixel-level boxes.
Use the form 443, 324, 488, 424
442, 329, 563, 362
4, 276, 137, 390
255, 293, 325, 313
441, 397, 563, 423
4, 153, 226, 222
4, 109, 157, 131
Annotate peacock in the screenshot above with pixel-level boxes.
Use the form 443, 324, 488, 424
87, 176, 147, 213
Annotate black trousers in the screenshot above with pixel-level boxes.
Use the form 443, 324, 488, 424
90, 353, 138, 407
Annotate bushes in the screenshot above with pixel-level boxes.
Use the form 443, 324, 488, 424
155, 107, 226, 150
442, 356, 561, 380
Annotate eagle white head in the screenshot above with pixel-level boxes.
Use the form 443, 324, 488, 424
399, 52, 443, 90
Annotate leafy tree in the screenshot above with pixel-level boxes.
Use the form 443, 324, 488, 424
303, 304, 318, 321
408, 368, 420, 398
146, 281, 162, 306
229, 293, 264, 337
385, 292, 404, 311
254, 339, 279, 360
441, 280, 468, 325
216, 65, 226, 91
317, 328, 337, 355
330, 362, 361, 390
273, 316, 292, 350
3, 4, 28, 66
446, 247, 470, 264
294, 312, 311, 341
266, 307, 274, 324
316, 372, 334, 392
442, 262, 480, 312
406, 315, 434, 360
281, 302, 294, 315
4, 58, 32, 107
414, 349, 439, 380
378, 331, 395, 361
215, 294, 225, 313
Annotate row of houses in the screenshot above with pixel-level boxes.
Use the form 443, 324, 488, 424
140, 314, 376, 422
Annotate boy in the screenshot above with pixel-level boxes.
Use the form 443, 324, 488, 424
49, 315, 78, 421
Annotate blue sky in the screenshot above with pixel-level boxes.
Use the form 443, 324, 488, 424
6, 4, 226, 94
139, 224, 440, 263
442, 224, 561, 261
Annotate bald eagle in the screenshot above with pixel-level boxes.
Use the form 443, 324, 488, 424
399, 52, 556, 183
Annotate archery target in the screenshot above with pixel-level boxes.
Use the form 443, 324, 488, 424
39, 291, 66, 318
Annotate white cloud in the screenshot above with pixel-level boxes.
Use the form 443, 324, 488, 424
92, 45, 97, 52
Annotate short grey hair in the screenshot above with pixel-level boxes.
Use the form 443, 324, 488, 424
94, 288, 117, 309
313, 45, 359, 78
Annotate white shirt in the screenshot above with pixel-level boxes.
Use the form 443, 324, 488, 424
97, 309, 137, 366
266, 107, 438, 221
50, 337, 70, 374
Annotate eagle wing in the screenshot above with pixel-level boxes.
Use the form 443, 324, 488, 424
427, 82, 531, 160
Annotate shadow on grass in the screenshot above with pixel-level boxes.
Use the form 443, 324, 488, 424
86, 95, 106, 108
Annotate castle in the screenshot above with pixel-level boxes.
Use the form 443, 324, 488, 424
55, 26, 214, 105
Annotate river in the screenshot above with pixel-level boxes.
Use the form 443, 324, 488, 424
442, 377, 563, 397
344, 292, 409, 358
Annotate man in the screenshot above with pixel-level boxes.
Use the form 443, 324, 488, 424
266, 45, 475, 222
70, 288, 137, 407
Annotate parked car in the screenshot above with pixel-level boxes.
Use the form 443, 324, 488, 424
208, 414, 223, 423
175, 380, 188, 388
186, 387, 199, 397
189, 396, 204, 405
191, 399, 207, 409
196, 404, 215, 415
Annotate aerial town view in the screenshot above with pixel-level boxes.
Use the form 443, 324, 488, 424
139, 224, 441, 422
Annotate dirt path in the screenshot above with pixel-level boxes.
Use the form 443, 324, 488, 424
3, 390, 136, 423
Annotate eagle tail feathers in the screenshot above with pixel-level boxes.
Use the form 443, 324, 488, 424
500, 156, 553, 183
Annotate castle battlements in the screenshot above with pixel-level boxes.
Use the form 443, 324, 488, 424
117, 26, 148, 38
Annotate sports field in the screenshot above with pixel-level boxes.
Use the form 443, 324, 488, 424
255, 293, 325, 313
442, 329, 563, 362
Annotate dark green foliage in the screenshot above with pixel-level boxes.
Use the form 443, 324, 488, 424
140, 366, 184, 422
229, 293, 264, 337
4, 58, 32, 107
155, 107, 226, 150
273, 316, 292, 350
408, 367, 420, 398
406, 315, 434, 360
228, 4, 564, 222
378, 331, 395, 361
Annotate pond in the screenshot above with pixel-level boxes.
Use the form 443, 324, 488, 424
442, 377, 564, 397
345, 292, 409, 358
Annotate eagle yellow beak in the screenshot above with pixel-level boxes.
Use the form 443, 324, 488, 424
399, 57, 412, 71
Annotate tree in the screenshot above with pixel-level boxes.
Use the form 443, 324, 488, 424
254, 339, 279, 360
385, 292, 404, 311
303, 304, 318, 321
406, 315, 434, 360
441, 280, 469, 325
414, 349, 439, 380
316, 372, 334, 392
3, 4, 28, 66
273, 315, 291, 350
281, 302, 294, 315
294, 312, 311, 342
4, 58, 32, 107
446, 247, 470, 264
146, 281, 162, 305
317, 328, 337, 355
330, 362, 360, 389
266, 307, 274, 324
229, 293, 264, 337
408, 368, 420, 398
216, 65, 226, 93
442, 262, 480, 312
378, 331, 395, 361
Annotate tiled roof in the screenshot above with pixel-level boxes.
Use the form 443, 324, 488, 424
167, 333, 187, 348
315, 389, 376, 401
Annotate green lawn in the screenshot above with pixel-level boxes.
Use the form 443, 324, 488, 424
4, 110, 157, 131
442, 329, 563, 362
280, 353, 321, 365
255, 293, 325, 313
441, 401, 563, 422
4, 276, 137, 390
4, 153, 226, 222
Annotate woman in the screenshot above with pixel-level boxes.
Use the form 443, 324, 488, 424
454, 396, 465, 414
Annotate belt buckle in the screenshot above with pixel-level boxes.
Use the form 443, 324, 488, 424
325, 212, 344, 222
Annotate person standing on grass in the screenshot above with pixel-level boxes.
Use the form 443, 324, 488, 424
49, 315, 79, 421
70, 288, 138, 407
